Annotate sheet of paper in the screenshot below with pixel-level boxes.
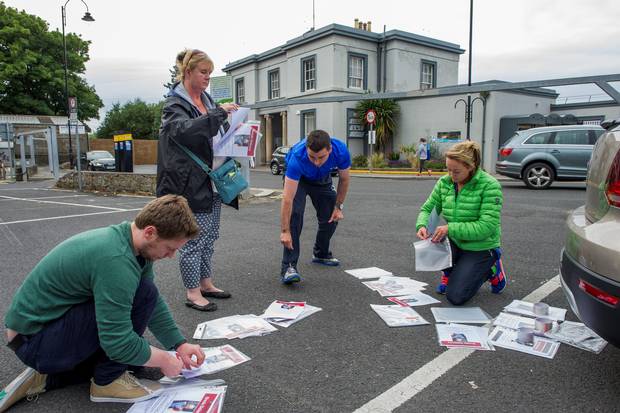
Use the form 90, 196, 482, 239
387, 291, 440, 307
370, 304, 430, 327
168, 345, 250, 379
435, 323, 493, 350
263, 304, 322, 328
193, 314, 278, 340
262, 300, 306, 320
488, 326, 560, 359
493, 312, 536, 330
362, 276, 428, 297
431, 307, 492, 324
504, 300, 566, 321
345, 267, 393, 280
128, 382, 227, 413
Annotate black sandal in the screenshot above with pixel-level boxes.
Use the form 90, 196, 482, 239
201, 290, 232, 299
185, 299, 217, 312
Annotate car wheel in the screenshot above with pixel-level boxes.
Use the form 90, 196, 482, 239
270, 162, 280, 175
522, 162, 555, 189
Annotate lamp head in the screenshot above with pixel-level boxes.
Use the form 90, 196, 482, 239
81, 11, 94, 22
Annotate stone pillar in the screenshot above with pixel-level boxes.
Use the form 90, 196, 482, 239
265, 114, 273, 165
281, 111, 288, 146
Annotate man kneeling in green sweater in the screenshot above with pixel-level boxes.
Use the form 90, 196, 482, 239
1, 195, 205, 411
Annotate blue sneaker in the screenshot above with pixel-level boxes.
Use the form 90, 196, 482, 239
436, 272, 449, 295
281, 266, 301, 285
311, 256, 340, 266
488, 248, 507, 294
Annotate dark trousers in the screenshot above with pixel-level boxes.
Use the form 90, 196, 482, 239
419, 159, 426, 173
443, 242, 497, 306
281, 178, 337, 275
12, 277, 158, 388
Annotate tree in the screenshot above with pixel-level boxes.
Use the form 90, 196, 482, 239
355, 99, 400, 153
0, 2, 103, 120
163, 65, 178, 96
96, 99, 164, 140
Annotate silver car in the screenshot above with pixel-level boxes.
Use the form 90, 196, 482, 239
496, 124, 604, 189
560, 118, 620, 346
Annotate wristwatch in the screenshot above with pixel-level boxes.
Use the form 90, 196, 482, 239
336, 203, 344, 211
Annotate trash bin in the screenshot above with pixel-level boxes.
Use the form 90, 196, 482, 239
113, 134, 134, 172
15, 166, 23, 181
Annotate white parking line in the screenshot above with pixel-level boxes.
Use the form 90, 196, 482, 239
0, 209, 142, 226
0, 195, 127, 211
0, 195, 88, 201
353, 275, 562, 413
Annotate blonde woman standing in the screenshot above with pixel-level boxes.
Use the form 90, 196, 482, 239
415, 141, 507, 305
157, 49, 239, 312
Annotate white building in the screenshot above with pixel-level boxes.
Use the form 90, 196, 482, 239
223, 20, 620, 172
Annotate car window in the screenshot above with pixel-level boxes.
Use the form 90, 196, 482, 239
553, 130, 590, 145
591, 129, 605, 144
523, 132, 552, 145
89, 151, 113, 160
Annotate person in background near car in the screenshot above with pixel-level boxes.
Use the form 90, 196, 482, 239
157, 48, 239, 312
279, 130, 352, 284
1, 195, 206, 411
418, 137, 429, 175
415, 141, 507, 305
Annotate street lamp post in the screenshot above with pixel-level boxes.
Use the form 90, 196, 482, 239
61, 0, 94, 169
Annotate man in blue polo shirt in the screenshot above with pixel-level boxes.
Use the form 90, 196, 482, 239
279, 129, 351, 284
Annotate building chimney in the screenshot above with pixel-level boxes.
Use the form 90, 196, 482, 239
362, 22, 367, 31
354, 18, 359, 29
367, 21, 372, 32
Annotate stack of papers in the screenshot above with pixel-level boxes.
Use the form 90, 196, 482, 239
431, 307, 491, 324
363, 276, 428, 297
504, 300, 567, 321
387, 291, 440, 307
128, 380, 227, 413
370, 304, 430, 327
193, 315, 278, 340
261, 302, 322, 328
167, 345, 250, 379
435, 323, 493, 350
488, 326, 560, 359
345, 267, 393, 280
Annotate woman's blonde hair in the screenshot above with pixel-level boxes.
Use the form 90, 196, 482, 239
175, 49, 214, 82
445, 140, 482, 170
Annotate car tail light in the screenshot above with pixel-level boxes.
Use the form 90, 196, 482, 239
499, 148, 513, 157
579, 279, 619, 306
605, 151, 620, 207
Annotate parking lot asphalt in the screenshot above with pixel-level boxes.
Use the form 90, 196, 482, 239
1, 173, 619, 413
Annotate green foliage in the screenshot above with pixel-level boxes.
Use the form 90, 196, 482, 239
216, 98, 233, 104
355, 99, 399, 152
351, 154, 368, 168
387, 151, 400, 161
163, 65, 178, 94
0, 3, 103, 120
96, 99, 164, 140
370, 152, 387, 168
425, 160, 446, 170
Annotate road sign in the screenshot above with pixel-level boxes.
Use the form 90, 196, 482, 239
69, 96, 78, 121
368, 130, 376, 145
365, 109, 377, 125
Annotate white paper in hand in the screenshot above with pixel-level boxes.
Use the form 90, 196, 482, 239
414, 238, 452, 271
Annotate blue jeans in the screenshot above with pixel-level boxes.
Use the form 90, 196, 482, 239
281, 177, 337, 275
13, 277, 158, 387
443, 242, 497, 306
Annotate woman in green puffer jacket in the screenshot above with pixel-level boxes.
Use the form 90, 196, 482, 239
416, 141, 506, 305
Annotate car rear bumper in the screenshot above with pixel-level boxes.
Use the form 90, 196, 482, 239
560, 248, 620, 346
495, 161, 520, 179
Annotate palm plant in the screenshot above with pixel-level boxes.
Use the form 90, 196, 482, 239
355, 99, 400, 153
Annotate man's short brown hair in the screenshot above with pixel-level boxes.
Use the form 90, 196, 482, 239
134, 195, 199, 239
306, 130, 332, 152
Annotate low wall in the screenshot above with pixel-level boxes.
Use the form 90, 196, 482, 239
56, 171, 156, 195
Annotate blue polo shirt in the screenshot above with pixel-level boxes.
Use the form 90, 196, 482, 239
285, 138, 351, 182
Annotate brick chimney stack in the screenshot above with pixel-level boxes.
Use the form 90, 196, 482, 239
353, 19, 372, 32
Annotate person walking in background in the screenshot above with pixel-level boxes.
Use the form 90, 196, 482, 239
279, 130, 352, 284
417, 138, 429, 175
415, 141, 507, 305
157, 48, 239, 312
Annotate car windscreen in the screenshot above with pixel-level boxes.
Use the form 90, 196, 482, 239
89, 151, 113, 160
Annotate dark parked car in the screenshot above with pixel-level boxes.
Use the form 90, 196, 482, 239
560, 118, 620, 346
496, 124, 605, 189
80, 150, 116, 171
270, 146, 290, 175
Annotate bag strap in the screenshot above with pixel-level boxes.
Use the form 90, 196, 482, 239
169, 136, 213, 174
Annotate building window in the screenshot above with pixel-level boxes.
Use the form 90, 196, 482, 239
348, 53, 367, 89
235, 78, 245, 104
300, 109, 316, 137
268, 69, 280, 100
301, 56, 316, 92
420, 60, 436, 90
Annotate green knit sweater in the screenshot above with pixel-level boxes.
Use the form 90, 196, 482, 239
5, 222, 185, 366
416, 169, 503, 251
